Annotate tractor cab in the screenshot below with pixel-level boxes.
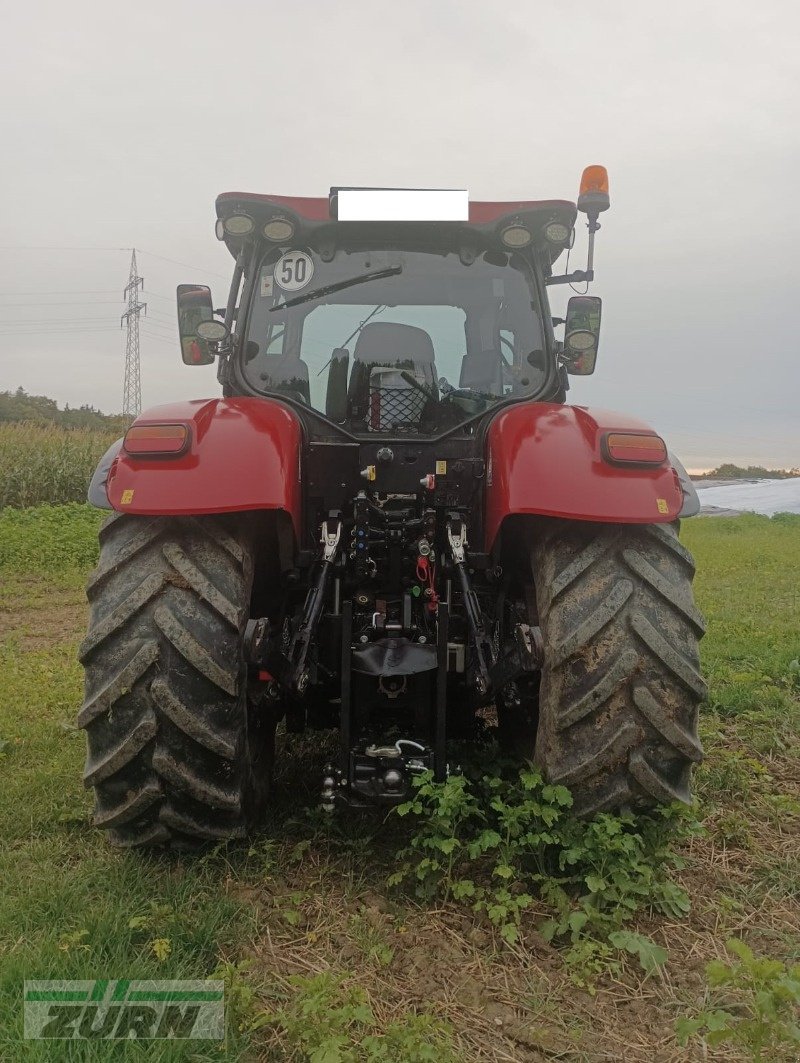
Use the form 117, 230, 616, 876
180, 180, 608, 441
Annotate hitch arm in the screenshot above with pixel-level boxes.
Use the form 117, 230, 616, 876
268, 520, 342, 697
446, 521, 494, 696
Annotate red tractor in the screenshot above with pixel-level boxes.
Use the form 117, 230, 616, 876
81, 170, 705, 847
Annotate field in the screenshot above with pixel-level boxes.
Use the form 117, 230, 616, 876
0, 423, 119, 509
0, 503, 798, 1061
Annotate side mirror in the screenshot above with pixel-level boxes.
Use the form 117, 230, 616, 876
177, 284, 217, 366
562, 295, 601, 375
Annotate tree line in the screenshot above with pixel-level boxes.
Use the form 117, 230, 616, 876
0, 388, 129, 433
695, 463, 799, 480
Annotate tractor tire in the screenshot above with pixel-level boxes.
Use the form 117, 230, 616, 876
530, 520, 706, 815
78, 513, 274, 847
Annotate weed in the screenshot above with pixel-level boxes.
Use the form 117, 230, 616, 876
213, 958, 262, 1034
257, 970, 457, 1061
676, 938, 800, 1061
713, 809, 753, 848
389, 765, 698, 973
272, 889, 311, 928
150, 937, 173, 962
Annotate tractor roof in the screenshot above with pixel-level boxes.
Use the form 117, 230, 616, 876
215, 192, 577, 265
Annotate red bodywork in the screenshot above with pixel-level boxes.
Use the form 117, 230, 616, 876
483, 403, 682, 548
107, 397, 302, 538
107, 397, 682, 553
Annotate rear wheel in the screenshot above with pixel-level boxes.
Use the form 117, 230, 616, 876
79, 513, 274, 847
529, 520, 706, 815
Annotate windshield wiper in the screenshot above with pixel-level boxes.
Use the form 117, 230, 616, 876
269, 266, 403, 312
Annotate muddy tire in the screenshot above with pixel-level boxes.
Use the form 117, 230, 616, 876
78, 513, 274, 847
531, 520, 706, 815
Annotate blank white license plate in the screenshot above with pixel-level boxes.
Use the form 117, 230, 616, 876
335, 188, 468, 222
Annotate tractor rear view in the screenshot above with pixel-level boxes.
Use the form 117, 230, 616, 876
80, 171, 705, 847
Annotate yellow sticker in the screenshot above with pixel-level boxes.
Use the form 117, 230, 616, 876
656, 498, 669, 514
435, 460, 447, 475
120, 489, 135, 505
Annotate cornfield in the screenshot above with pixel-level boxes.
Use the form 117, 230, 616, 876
0, 422, 120, 508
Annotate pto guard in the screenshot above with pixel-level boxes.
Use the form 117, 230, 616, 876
484, 403, 685, 548
102, 397, 302, 537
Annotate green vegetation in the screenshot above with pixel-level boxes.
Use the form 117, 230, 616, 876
0, 389, 126, 509
390, 767, 692, 977
0, 505, 797, 1059
0, 423, 118, 509
0, 388, 127, 433
0, 502, 104, 568
254, 972, 457, 1061
676, 938, 800, 1061
694, 462, 799, 479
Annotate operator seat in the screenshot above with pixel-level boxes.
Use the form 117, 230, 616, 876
347, 321, 437, 431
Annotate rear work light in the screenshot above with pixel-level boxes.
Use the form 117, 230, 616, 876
223, 214, 255, 236
263, 217, 295, 242
124, 424, 189, 457
603, 432, 667, 465
500, 224, 532, 248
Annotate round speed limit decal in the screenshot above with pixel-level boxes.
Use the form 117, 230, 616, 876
275, 251, 314, 291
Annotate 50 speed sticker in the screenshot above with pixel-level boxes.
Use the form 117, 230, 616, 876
275, 251, 314, 291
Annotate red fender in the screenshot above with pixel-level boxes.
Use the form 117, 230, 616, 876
484, 403, 683, 548
106, 397, 302, 537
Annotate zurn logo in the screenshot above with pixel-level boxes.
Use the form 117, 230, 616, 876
24, 980, 224, 1039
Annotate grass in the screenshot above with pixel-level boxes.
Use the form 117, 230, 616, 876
0, 423, 118, 509
0, 506, 798, 1060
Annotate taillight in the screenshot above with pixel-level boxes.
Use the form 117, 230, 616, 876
603, 432, 667, 465
124, 424, 189, 456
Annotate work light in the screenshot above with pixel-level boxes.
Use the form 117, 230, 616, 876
223, 215, 255, 236
543, 221, 570, 244
263, 218, 295, 242
500, 225, 532, 248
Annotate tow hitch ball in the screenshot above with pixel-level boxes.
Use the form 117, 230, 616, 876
321, 741, 434, 811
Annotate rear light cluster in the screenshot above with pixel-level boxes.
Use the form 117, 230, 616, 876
603, 432, 667, 465
124, 424, 189, 457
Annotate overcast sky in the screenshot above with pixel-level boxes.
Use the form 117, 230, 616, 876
1, 0, 797, 469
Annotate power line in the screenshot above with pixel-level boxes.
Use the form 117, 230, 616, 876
0, 246, 130, 252
137, 248, 229, 279
0, 316, 119, 324
0, 327, 121, 337
0, 243, 227, 278
0, 300, 128, 306
0, 289, 123, 296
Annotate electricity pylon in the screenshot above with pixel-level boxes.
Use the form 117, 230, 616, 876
121, 249, 146, 417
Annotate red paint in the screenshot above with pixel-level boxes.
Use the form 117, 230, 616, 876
216, 191, 576, 226
484, 403, 683, 548
107, 397, 302, 536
